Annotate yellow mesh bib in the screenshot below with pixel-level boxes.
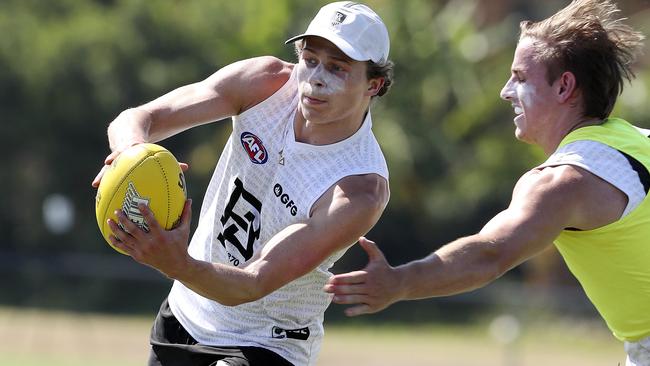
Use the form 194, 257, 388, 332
554, 118, 650, 341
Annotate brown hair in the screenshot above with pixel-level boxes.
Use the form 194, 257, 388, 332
519, 0, 644, 119
367, 59, 394, 97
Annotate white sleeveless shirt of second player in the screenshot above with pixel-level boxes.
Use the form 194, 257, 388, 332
168, 67, 389, 366
539, 135, 648, 218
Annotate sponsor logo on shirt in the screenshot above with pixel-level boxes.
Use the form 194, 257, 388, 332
240, 132, 268, 164
273, 183, 298, 216
271, 326, 310, 340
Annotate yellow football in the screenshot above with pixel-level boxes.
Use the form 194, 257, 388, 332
95, 143, 187, 254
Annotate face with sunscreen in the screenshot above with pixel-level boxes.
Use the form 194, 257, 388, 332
501, 37, 561, 146
296, 36, 380, 129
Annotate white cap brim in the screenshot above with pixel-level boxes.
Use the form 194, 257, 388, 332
285, 32, 367, 62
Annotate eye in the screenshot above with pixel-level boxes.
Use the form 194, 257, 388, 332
301, 52, 318, 67
513, 73, 525, 83
329, 63, 347, 73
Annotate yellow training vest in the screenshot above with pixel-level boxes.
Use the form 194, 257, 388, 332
554, 118, 650, 341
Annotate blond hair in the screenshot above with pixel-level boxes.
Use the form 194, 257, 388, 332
519, 0, 644, 119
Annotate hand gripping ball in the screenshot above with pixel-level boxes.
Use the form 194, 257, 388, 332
95, 143, 187, 254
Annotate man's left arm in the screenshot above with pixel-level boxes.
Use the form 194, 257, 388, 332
324, 165, 627, 316
108, 173, 389, 306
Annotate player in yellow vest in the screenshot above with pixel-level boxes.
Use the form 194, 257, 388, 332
324, 1, 650, 364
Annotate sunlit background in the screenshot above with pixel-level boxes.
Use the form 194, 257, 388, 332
1, 0, 649, 365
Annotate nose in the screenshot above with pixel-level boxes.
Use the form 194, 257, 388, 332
307, 64, 326, 88
500, 77, 515, 101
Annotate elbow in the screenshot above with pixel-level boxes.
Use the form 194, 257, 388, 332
462, 266, 503, 294
483, 249, 516, 284
468, 245, 513, 289
357, 182, 390, 226
217, 292, 262, 307
219, 298, 249, 307
219, 274, 271, 307
495, 260, 515, 280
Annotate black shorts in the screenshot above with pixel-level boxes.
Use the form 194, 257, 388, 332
148, 298, 293, 366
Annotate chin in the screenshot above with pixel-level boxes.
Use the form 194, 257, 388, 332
300, 107, 331, 125
514, 133, 536, 146
514, 129, 528, 142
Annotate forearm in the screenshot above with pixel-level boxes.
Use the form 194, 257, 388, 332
173, 258, 264, 306
107, 104, 191, 150
397, 235, 506, 300
107, 83, 230, 151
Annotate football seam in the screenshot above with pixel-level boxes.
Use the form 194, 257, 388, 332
101, 147, 153, 236
153, 154, 171, 228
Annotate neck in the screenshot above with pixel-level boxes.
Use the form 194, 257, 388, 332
566, 117, 603, 134
542, 115, 604, 155
293, 107, 368, 145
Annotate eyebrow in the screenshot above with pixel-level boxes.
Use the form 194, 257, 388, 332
303, 46, 353, 64
330, 55, 352, 64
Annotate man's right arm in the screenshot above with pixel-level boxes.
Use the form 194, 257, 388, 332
92, 56, 292, 186
108, 56, 292, 150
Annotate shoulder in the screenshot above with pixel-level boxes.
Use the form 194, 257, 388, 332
240, 57, 294, 112
517, 165, 583, 191
510, 166, 579, 218
210, 56, 293, 83
514, 164, 626, 230
313, 174, 389, 217
514, 165, 603, 206
238, 57, 294, 114
339, 173, 390, 206
233, 56, 294, 88
203, 56, 295, 114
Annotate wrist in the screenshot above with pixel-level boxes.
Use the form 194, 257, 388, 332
165, 255, 197, 282
392, 264, 411, 302
108, 109, 150, 152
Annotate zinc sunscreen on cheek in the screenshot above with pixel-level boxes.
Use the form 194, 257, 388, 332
298, 63, 346, 97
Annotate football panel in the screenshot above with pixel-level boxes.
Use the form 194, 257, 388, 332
98, 155, 170, 254
154, 150, 188, 229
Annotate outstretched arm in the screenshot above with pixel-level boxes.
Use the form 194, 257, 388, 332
324, 165, 627, 316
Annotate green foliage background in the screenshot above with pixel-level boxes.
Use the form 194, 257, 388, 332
1, 0, 649, 315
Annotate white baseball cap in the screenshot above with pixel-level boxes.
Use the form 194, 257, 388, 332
285, 1, 390, 64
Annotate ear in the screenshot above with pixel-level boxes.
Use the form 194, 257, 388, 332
365, 77, 385, 97
556, 71, 577, 103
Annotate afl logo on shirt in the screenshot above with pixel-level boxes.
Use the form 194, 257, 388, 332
240, 132, 268, 164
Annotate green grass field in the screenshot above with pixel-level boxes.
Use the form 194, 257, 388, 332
0, 307, 626, 366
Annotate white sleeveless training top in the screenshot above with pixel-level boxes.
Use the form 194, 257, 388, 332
539, 135, 648, 217
168, 67, 389, 365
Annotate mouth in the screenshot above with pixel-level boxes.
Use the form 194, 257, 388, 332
510, 105, 525, 126
302, 95, 326, 105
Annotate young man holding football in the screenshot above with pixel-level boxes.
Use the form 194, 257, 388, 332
92, 2, 393, 365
